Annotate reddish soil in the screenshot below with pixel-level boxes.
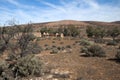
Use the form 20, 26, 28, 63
36, 38, 120, 80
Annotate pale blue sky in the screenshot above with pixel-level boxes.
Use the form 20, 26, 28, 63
0, 0, 120, 25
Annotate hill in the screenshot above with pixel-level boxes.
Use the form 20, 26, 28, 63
112, 21, 120, 24
31, 20, 120, 29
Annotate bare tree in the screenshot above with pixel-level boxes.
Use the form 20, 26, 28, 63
0, 21, 41, 58
0, 26, 17, 54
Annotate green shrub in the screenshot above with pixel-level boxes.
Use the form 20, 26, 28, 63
0, 61, 14, 80
107, 27, 120, 41
52, 45, 57, 48
61, 46, 65, 50
50, 48, 59, 54
12, 54, 43, 77
66, 45, 71, 48
94, 38, 105, 43
86, 26, 94, 37
45, 46, 51, 50
6, 53, 18, 61
26, 43, 42, 54
0, 55, 43, 79
63, 25, 80, 37
0, 40, 4, 48
57, 46, 65, 51
36, 37, 41, 41
81, 45, 106, 57
0, 61, 7, 75
0, 40, 5, 54
81, 46, 88, 53
44, 44, 48, 47
57, 46, 62, 50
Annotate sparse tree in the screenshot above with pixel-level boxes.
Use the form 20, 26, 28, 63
40, 27, 48, 34
0, 21, 43, 79
0, 20, 41, 57
12, 24, 41, 57
62, 25, 80, 37
63, 27, 69, 36
0, 25, 18, 54
67, 25, 80, 37
57, 27, 64, 33
94, 27, 106, 39
86, 26, 94, 38
107, 27, 120, 41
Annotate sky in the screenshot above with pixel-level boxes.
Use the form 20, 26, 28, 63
0, 0, 120, 25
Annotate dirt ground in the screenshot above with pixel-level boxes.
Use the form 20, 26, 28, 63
36, 37, 120, 80
1, 37, 119, 80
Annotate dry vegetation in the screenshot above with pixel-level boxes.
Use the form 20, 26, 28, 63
0, 20, 120, 80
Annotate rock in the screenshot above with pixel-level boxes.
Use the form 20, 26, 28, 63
46, 74, 53, 79
53, 78, 59, 80
51, 68, 70, 79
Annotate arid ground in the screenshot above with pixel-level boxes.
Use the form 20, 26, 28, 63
33, 37, 120, 80
0, 20, 120, 80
